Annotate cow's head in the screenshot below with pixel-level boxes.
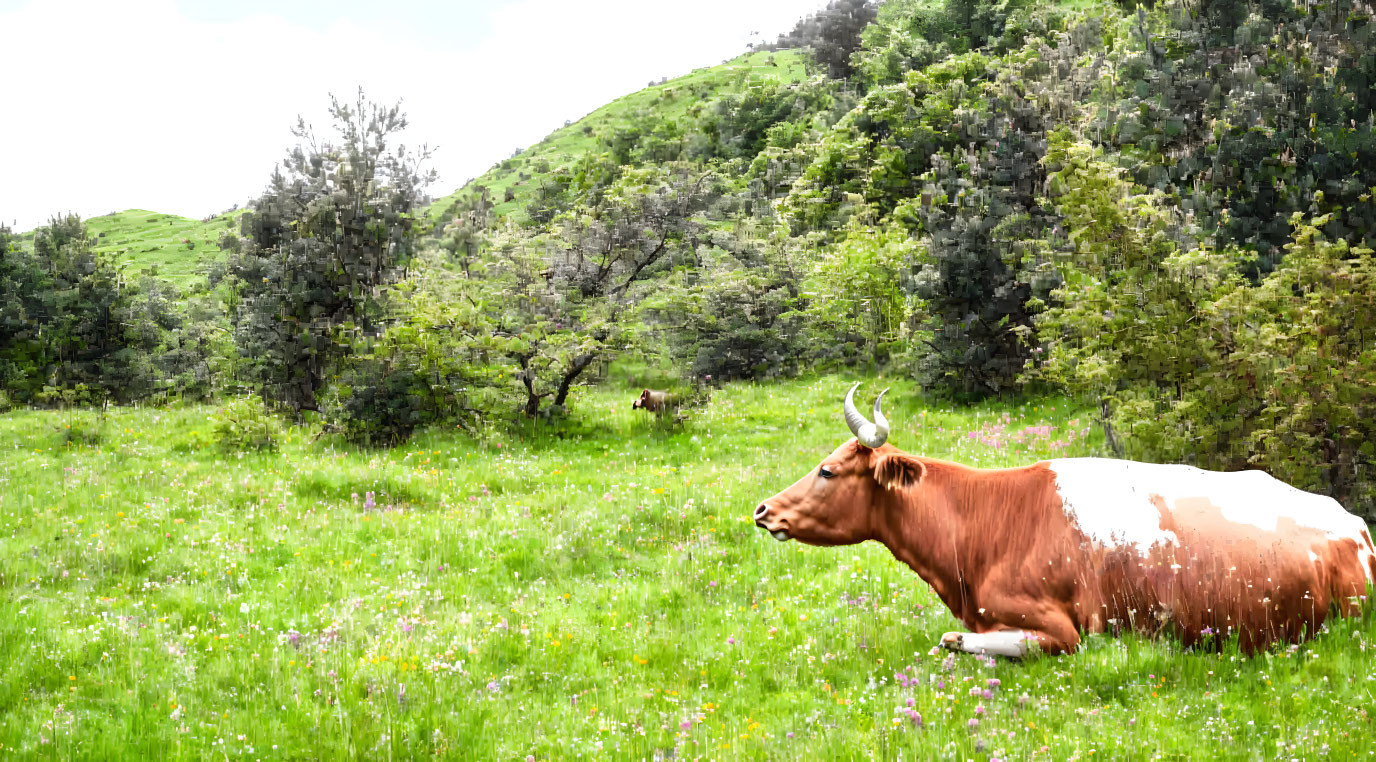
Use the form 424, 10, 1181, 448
753, 384, 924, 545
632, 389, 649, 409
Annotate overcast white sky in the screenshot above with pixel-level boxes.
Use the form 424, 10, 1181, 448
1, 0, 820, 232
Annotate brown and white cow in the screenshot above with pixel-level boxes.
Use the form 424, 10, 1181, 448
632, 389, 673, 412
753, 384, 1376, 657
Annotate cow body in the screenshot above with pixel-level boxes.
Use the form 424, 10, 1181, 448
757, 441, 1376, 656
632, 389, 673, 412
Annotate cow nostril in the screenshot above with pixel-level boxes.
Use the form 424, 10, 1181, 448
754, 504, 769, 520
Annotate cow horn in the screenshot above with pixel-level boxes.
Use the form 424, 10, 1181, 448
843, 383, 890, 449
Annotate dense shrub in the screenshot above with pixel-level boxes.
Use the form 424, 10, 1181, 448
1037, 135, 1376, 518
55, 409, 105, 447
211, 396, 285, 452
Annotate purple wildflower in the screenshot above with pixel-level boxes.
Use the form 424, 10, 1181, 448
363, 491, 376, 511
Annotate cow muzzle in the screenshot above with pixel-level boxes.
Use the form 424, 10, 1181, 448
753, 503, 790, 542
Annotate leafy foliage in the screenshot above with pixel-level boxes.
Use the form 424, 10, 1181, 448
0, 215, 162, 405
770, 0, 880, 79
320, 257, 511, 444
211, 396, 285, 452
225, 91, 435, 411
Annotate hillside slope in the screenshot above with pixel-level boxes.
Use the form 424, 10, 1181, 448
13, 50, 809, 287
426, 49, 810, 224
84, 209, 243, 288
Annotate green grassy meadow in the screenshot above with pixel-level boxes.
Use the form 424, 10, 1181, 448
83, 209, 243, 289
2, 377, 1374, 760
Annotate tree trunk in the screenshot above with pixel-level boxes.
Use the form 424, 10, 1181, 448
553, 352, 597, 408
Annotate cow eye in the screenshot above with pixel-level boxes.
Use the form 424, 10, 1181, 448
819, 466, 835, 479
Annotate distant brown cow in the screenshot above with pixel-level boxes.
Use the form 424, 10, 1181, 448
631, 389, 673, 412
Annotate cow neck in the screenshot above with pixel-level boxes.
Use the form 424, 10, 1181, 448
870, 458, 975, 618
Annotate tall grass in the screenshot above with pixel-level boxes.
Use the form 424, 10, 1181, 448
1, 377, 1372, 759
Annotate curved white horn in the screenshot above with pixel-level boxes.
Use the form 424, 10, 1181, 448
843, 383, 889, 449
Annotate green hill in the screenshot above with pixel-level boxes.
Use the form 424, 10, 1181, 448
426, 49, 810, 224
13, 50, 808, 287
11, 209, 241, 289
84, 209, 243, 288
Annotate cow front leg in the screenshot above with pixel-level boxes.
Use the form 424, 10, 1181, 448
939, 625, 1080, 657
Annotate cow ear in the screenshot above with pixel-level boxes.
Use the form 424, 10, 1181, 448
873, 453, 925, 490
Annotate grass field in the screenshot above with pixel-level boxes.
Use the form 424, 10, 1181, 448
10, 9, 1372, 756
83, 209, 243, 289
1, 377, 1374, 760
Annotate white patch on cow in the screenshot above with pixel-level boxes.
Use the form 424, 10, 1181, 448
1046, 459, 1180, 556
1048, 459, 1371, 560
945, 630, 1034, 657
1307, 550, 1319, 563
1359, 545, 1374, 585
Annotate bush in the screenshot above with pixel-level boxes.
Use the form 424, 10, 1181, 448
319, 358, 446, 447
211, 396, 284, 452
55, 409, 104, 447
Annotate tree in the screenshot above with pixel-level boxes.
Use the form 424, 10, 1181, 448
0, 215, 155, 404
772, 0, 880, 80
320, 248, 513, 444
488, 166, 718, 416
226, 90, 436, 410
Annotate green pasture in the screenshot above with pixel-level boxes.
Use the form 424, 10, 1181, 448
83, 209, 243, 289
1, 377, 1373, 760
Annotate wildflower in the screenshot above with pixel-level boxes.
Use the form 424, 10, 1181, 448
726, 637, 736, 645
363, 492, 376, 511
786, 732, 795, 739
982, 689, 993, 700
968, 718, 980, 731
987, 678, 1001, 689
975, 704, 986, 715
680, 719, 691, 731
486, 681, 501, 694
